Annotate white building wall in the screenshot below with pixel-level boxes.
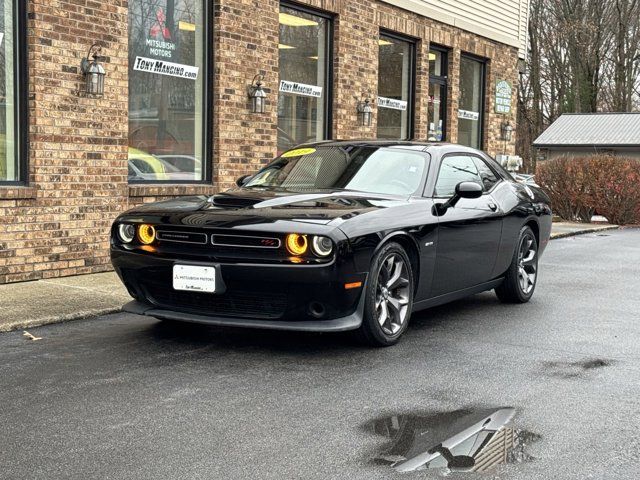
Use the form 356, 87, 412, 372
380, 0, 530, 59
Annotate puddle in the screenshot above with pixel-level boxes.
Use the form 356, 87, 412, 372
543, 358, 614, 378
366, 408, 540, 474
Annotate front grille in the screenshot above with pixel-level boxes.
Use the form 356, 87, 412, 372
141, 279, 287, 319
211, 234, 281, 249
157, 230, 208, 245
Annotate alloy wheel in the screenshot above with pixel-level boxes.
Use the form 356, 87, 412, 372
375, 253, 411, 335
517, 234, 537, 295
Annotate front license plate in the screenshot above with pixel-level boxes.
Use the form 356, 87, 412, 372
173, 265, 217, 293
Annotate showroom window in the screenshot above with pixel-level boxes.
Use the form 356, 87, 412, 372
377, 32, 415, 140
128, 0, 210, 183
0, 0, 26, 184
457, 54, 486, 149
278, 3, 332, 154
428, 46, 447, 142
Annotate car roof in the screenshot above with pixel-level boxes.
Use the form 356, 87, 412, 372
294, 140, 486, 155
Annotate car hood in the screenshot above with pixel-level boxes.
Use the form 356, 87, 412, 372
121, 188, 409, 228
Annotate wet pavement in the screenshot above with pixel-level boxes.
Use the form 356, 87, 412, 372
1, 229, 640, 479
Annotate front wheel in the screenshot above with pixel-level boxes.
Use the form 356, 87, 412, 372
356, 242, 414, 347
495, 226, 538, 303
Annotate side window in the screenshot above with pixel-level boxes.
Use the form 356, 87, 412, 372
472, 156, 499, 192
435, 155, 482, 197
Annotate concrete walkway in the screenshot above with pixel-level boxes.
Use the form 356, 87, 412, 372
0, 222, 620, 333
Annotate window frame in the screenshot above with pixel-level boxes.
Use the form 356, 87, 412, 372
457, 53, 487, 150
431, 152, 502, 198
127, 0, 214, 185
428, 44, 448, 142
376, 29, 417, 140
0, 0, 28, 186
278, 0, 334, 147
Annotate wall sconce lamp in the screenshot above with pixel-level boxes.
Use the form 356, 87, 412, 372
357, 97, 374, 127
248, 74, 267, 114
501, 122, 514, 142
80, 43, 106, 97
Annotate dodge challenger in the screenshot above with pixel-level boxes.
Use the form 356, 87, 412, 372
111, 141, 552, 346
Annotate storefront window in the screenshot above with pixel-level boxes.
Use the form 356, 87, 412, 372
428, 47, 447, 142
278, 4, 331, 154
457, 55, 485, 149
377, 33, 414, 140
128, 0, 207, 182
0, 0, 23, 183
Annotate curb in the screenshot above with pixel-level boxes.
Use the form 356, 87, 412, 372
550, 225, 619, 240
0, 306, 123, 333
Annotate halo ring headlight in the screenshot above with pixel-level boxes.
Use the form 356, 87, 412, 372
137, 224, 156, 245
311, 236, 334, 257
286, 233, 308, 256
117, 224, 136, 244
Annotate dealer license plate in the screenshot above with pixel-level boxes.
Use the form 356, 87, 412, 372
172, 265, 217, 293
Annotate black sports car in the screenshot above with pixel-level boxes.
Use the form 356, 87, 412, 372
111, 141, 552, 346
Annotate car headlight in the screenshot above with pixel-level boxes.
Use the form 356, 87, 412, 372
311, 236, 333, 257
137, 224, 156, 245
117, 224, 136, 244
286, 233, 308, 256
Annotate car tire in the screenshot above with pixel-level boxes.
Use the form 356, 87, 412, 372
356, 242, 414, 347
495, 226, 539, 303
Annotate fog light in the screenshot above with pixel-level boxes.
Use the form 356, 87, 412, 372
286, 233, 308, 256
311, 236, 333, 257
117, 224, 136, 243
138, 224, 156, 245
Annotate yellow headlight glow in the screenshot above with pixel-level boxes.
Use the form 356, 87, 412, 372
137, 224, 156, 245
286, 233, 308, 256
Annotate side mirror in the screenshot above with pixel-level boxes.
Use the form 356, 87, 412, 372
236, 174, 251, 187
434, 181, 483, 216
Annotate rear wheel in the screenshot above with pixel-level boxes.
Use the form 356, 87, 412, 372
357, 242, 414, 347
495, 226, 538, 303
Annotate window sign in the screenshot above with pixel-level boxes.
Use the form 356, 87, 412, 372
278, 4, 331, 154
377, 33, 414, 140
128, 0, 207, 183
457, 55, 485, 149
495, 80, 512, 114
428, 47, 447, 141
378, 96, 408, 111
1, 0, 23, 183
279, 80, 323, 98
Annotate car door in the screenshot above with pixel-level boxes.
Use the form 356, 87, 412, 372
430, 153, 503, 296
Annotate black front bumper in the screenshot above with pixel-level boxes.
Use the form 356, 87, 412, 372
111, 248, 367, 332
121, 298, 364, 332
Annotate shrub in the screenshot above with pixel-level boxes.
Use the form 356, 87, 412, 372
536, 155, 640, 225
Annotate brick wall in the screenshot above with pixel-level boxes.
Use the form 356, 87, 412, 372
0, 0, 129, 283
0, 0, 519, 284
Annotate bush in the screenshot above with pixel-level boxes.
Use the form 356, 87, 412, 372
536, 155, 640, 225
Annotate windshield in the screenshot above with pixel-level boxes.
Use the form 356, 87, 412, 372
245, 146, 428, 196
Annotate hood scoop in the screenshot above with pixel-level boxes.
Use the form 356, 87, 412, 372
207, 193, 262, 208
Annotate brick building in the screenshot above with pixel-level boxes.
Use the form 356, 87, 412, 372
0, 0, 529, 284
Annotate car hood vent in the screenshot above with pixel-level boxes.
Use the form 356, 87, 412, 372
207, 193, 262, 208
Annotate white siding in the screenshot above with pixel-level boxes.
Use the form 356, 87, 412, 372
381, 0, 530, 58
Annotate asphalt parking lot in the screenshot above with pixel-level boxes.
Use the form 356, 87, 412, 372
1, 229, 639, 480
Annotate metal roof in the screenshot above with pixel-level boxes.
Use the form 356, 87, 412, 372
533, 113, 640, 147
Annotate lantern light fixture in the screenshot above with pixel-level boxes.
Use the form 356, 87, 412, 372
80, 43, 106, 97
501, 122, 514, 142
248, 74, 267, 114
357, 97, 374, 127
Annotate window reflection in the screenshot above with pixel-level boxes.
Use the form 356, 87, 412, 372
457, 55, 485, 149
128, 0, 205, 182
278, 6, 330, 154
377, 34, 414, 140
0, 0, 19, 182
428, 48, 447, 142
